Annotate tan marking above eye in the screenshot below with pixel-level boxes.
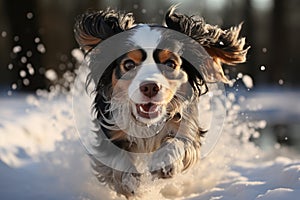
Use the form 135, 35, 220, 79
157, 50, 181, 68
120, 49, 144, 72
125, 50, 144, 64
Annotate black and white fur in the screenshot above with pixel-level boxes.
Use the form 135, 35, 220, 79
74, 6, 249, 198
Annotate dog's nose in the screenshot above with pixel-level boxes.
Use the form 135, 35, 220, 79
139, 82, 160, 98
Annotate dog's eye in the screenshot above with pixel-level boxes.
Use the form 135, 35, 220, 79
123, 59, 136, 71
164, 60, 177, 69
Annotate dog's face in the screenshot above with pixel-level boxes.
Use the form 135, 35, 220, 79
111, 46, 188, 125
88, 25, 210, 140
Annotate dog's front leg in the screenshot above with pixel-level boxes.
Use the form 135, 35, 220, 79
92, 154, 140, 198
149, 136, 201, 178
111, 170, 140, 198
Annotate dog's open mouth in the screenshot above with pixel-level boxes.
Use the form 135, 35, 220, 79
136, 103, 162, 119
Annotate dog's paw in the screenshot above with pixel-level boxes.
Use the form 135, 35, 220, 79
120, 173, 140, 198
149, 138, 185, 178
151, 161, 184, 178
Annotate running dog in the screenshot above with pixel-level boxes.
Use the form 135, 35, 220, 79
74, 6, 248, 198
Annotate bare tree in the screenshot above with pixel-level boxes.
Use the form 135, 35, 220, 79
271, 0, 286, 84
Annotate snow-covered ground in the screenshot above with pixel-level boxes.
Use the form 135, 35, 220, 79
0, 88, 300, 200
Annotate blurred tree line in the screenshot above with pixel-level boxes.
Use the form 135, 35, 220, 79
0, 0, 299, 92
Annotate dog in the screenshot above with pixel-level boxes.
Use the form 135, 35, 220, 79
74, 6, 249, 198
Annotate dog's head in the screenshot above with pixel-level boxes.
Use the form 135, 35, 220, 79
74, 7, 249, 132
112, 48, 187, 124
99, 24, 209, 126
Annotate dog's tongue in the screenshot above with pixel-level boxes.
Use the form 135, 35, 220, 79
141, 103, 156, 112
136, 103, 160, 119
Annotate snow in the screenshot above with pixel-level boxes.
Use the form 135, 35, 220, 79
71, 48, 84, 63
37, 43, 46, 53
278, 79, 284, 85
26, 12, 34, 20
242, 75, 254, 89
19, 70, 26, 78
1, 31, 7, 38
34, 37, 40, 43
11, 83, 17, 90
12, 45, 22, 54
239, 89, 300, 124
0, 88, 299, 199
8, 63, 13, 70
27, 63, 35, 75
262, 48, 267, 53
0, 95, 71, 167
190, 157, 300, 200
45, 69, 58, 81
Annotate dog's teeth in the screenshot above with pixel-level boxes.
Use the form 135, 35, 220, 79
139, 105, 146, 113
138, 104, 161, 114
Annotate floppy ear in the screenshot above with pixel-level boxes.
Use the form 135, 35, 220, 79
165, 6, 250, 83
74, 9, 135, 54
